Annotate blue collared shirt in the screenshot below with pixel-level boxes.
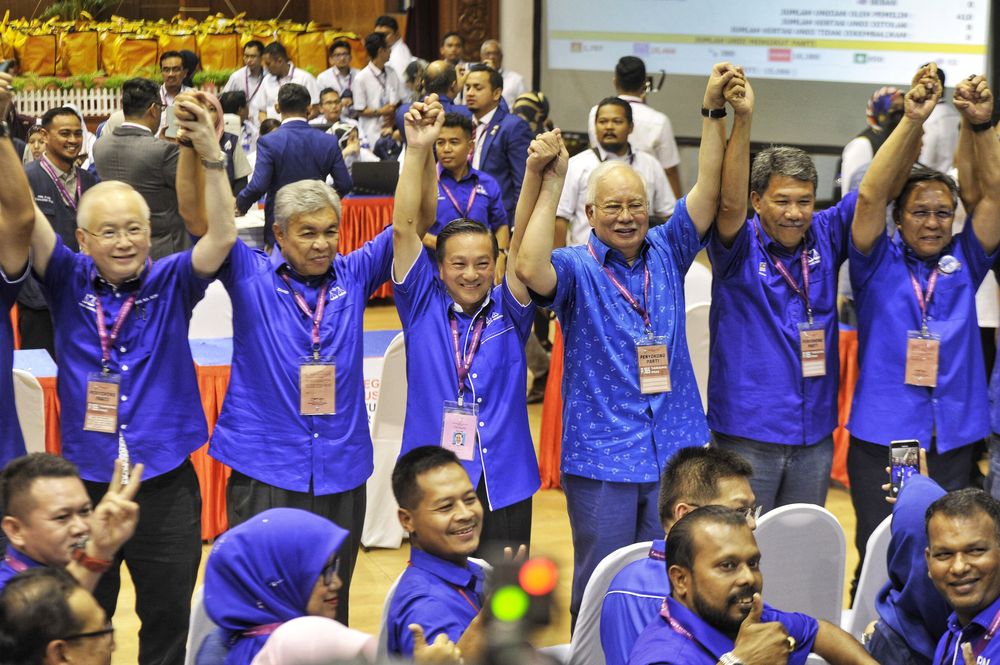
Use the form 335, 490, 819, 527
628, 596, 818, 665
1, 265, 27, 465
849, 225, 995, 450
534, 196, 709, 483
386, 548, 485, 657
707, 192, 857, 445
602, 539, 670, 665
0, 545, 46, 593
41, 238, 209, 481
933, 592, 1000, 665
394, 253, 540, 510
433, 166, 508, 235
989, 264, 1000, 435
209, 232, 393, 494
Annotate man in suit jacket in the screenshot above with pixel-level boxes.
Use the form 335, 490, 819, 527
93, 77, 187, 259
237, 83, 352, 248
464, 64, 532, 223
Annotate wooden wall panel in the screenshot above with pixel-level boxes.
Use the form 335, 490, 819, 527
438, 0, 499, 63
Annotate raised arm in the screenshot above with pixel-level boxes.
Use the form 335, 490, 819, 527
955, 75, 1000, 254
513, 133, 563, 299
0, 74, 36, 276
686, 63, 738, 235
176, 133, 209, 237
852, 64, 939, 255
392, 95, 445, 278
716, 68, 754, 246
954, 115, 980, 212
176, 93, 238, 278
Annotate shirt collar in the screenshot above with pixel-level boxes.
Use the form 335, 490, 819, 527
946, 592, 1000, 638
449, 292, 492, 318
663, 596, 734, 659
268, 244, 336, 282
475, 106, 498, 128
895, 231, 955, 267
586, 226, 649, 266
619, 93, 645, 104
752, 216, 815, 256
40, 152, 73, 178
90, 259, 149, 293
280, 117, 308, 125
438, 162, 478, 184
594, 144, 633, 162
366, 61, 385, 76
4, 545, 44, 571
119, 122, 152, 133
409, 548, 481, 590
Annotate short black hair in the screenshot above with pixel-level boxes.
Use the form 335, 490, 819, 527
441, 31, 464, 47
658, 448, 753, 526
319, 88, 340, 100
392, 446, 463, 510
466, 64, 502, 92
259, 118, 281, 137
263, 42, 288, 60
615, 56, 647, 92
666, 505, 749, 571
425, 63, 457, 97
892, 166, 960, 222
329, 40, 351, 57
1, 454, 80, 520
442, 111, 473, 136
159, 50, 184, 68
595, 96, 633, 125
750, 146, 818, 196
277, 83, 311, 115
244, 40, 265, 54
436, 218, 499, 264
41, 107, 81, 129
375, 15, 399, 33
365, 32, 388, 60
219, 91, 247, 115
0, 567, 84, 664
926, 488, 1000, 545
121, 77, 160, 117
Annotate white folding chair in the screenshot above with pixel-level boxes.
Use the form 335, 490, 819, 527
684, 261, 713, 306
184, 586, 219, 665
754, 503, 846, 626
362, 332, 408, 549
188, 280, 233, 339
12, 369, 45, 453
684, 302, 711, 412
841, 514, 892, 639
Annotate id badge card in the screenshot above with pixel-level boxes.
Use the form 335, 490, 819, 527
798, 322, 826, 378
84, 372, 120, 433
299, 356, 336, 415
441, 400, 477, 461
637, 336, 671, 394
905, 331, 940, 387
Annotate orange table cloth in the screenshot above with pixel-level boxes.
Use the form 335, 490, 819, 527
341, 196, 394, 299
191, 362, 233, 540
538, 327, 860, 491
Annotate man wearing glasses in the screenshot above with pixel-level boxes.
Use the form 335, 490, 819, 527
317, 40, 360, 100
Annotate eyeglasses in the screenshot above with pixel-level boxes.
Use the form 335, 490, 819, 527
83, 225, 149, 242
906, 209, 955, 222
332, 52, 352, 59
597, 201, 648, 218
61, 623, 115, 643
161, 66, 185, 74
321, 556, 341, 585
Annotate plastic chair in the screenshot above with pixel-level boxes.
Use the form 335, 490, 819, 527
12, 369, 45, 453
361, 332, 408, 549
754, 503, 846, 626
684, 260, 712, 306
841, 514, 892, 639
184, 586, 220, 665
189, 280, 233, 339
684, 302, 711, 412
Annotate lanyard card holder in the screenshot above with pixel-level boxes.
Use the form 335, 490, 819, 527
637, 335, 671, 394
84, 372, 121, 433
905, 330, 940, 387
798, 321, 826, 378
441, 400, 478, 461
299, 355, 336, 415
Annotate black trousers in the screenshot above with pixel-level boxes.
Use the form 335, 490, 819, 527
17, 305, 56, 359
84, 460, 202, 665
472, 476, 533, 562
226, 470, 366, 627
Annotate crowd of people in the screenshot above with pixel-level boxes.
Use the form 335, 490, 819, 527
1, 13, 1000, 665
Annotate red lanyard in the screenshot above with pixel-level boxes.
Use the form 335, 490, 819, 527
907, 265, 940, 333
660, 599, 695, 641
439, 169, 478, 219
449, 584, 481, 612
754, 223, 812, 324
245, 69, 264, 103
38, 157, 81, 211
587, 243, 652, 332
4, 554, 28, 573
449, 309, 487, 403
280, 273, 329, 358
95, 291, 137, 373
243, 622, 282, 638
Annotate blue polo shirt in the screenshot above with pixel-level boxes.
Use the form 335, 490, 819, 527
849, 226, 995, 450
933, 593, 1000, 665
209, 231, 393, 495
1, 265, 28, 466
533, 196, 709, 483
988, 264, 1000, 435
394, 253, 540, 510
707, 192, 857, 445
602, 539, 670, 665
386, 548, 485, 657
41, 238, 209, 481
628, 596, 818, 665
0, 546, 43, 593
432, 166, 508, 235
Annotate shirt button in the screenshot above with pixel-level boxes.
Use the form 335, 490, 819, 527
471, 373, 478, 379
478, 421, 485, 427
119, 346, 127, 353
121, 364, 129, 372
121, 395, 128, 402
313, 433, 319, 439
482, 448, 488, 454
120, 423, 127, 430
476, 397, 482, 404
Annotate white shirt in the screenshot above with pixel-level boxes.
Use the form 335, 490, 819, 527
388, 40, 416, 81
557, 145, 676, 246
471, 107, 498, 170
159, 84, 193, 130
500, 69, 527, 108
840, 135, 874, 195
252, 63, 321, 122
353, 62, 402, 146
587, 94, 680, 170
316, 66, 360, 96
222, 66, 266, 108
919, 101, 961, 173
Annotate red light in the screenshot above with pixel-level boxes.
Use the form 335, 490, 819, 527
519, 557, 558, 596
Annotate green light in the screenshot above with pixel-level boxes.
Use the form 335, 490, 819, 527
491, 585, 530, 622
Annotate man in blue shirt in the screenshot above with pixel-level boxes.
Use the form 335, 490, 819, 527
28, 93, 236, 665
628, 505, 876, 665
601, 447, 756, 665
387, 446, 488, 660
927, 490, 1000, 665
392, 98, 551, 554
516, 63, 739, 625
849, 67, 1000, 596
710, 70, 860, 515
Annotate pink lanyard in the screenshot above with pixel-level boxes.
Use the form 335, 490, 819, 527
449, 310, 487, 402
338, 70, 353, 93
439, 169, 478, 219
4, 554, 28, 573
280, 273, 329, 359
907, 265, 939, 333
587, 243, 652, 333
659, 599, 696, 641
38, 158, 81, 211
754, 223, 812, 324
944, 609, 1000, 664
243, 622, 282, 638
245, 70, 263, 103
95, 291, 137, 373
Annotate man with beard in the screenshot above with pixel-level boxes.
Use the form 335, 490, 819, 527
628, 505, 876, 665
558, 97, 674, 247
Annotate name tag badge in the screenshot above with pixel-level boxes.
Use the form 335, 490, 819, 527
441, 401, 477, 461
84, 372, 120, 433
299, 356, 336, 415
637, 336, 671, 394
798, 322, 826, 378
905, 330, 940, 387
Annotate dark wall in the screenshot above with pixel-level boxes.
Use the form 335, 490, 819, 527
4, 1, 307, 21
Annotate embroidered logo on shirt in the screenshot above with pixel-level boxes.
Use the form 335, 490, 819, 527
807, 248, 821, 267
78, 293, 98, 312
758, 261, 767, 276
329, 285, 348, 300
485, 311, 502, 326
35, 194, 55, 205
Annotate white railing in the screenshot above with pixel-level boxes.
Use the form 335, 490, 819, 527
14, 85, 211, 118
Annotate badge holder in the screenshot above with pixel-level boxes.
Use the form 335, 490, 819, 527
905, 330, 940, 387
636, 335, 671, 394
441, 399, 478, 461
299, 355, 336, 415
798, 321, 826, 378
84, 372, 121, 433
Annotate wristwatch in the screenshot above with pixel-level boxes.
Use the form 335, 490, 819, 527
201, 152, 228, 170
72, 546, 112, 573
717, 653, 745, 665
701, 107, 727, 119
